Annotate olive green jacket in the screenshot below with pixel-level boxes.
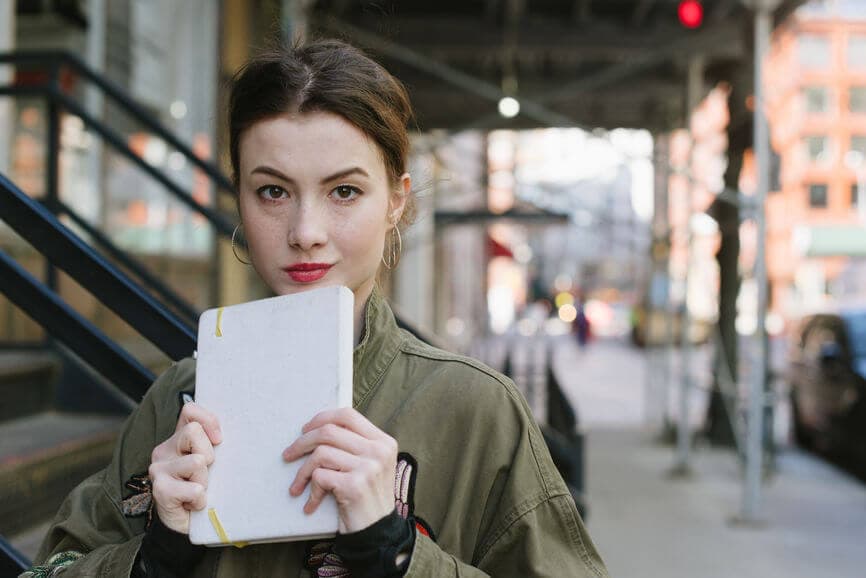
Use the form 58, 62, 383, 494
26, 291, 609, 577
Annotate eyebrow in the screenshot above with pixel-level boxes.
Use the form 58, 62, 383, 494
250, 165, 370, 185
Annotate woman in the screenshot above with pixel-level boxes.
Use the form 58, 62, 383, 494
24, 39, 609, 578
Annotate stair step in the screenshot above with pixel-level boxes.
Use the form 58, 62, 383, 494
0, 351, 60, 421
0, 412, 124, 536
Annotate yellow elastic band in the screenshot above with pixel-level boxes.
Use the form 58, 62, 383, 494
207, 508, 248, 548
215, 307, 224, 337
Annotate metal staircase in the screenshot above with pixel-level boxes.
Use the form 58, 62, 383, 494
0, 51, 236, 573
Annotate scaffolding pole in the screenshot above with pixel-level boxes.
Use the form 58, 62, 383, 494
0, 0, 14, 176
672, 54, 705, 476
646, 133, 672, 431
740, 0, 779, 524
86, 0, 106, 227
282, 0, 311, 43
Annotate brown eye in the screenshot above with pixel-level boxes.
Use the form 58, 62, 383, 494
331, 185, 361, 202
257, 185, 288, 201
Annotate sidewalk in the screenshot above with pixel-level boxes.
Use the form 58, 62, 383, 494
554, 338, 866, 578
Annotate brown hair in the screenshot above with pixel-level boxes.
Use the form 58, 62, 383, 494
228, 38, 416, 229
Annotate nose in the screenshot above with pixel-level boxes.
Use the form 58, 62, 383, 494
287, 200, 328, 252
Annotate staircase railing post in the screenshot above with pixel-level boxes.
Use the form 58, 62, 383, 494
44, 63, 62, 296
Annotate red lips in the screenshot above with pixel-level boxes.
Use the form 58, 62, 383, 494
283, 263, 332, 283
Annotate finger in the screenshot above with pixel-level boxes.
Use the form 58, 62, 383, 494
152, 476, 207, 512
176, 422, 216, 465
290, 445, 359, 496
305, 469, 345, 515
283, 423, 370, 462
163, 454, 210, 486
151, 438, 174, 464
302, 408, 382, 440
176, 402, 222, 445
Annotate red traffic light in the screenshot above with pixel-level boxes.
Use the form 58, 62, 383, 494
678, 0, 704, 29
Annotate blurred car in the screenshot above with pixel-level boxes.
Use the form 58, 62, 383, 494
788, 308, 866, 475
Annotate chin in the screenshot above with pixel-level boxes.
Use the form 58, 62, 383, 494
269, 279, 343, 296
274, 284, 319, 296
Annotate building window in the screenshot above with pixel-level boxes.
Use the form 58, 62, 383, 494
852, 87, 866, 113
799, 35, 831, 69
805, 135, 831, 163
848, 35, 866, 70
809, 184, 829, 208
804, 86, 830, 113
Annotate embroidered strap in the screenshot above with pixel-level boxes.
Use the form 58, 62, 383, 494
22, 551, 85, 577
121, 473, 154, 527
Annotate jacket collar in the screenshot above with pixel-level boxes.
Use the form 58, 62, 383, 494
352, 286, 406, 409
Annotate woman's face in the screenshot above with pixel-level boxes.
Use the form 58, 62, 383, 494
237, 111, 407, 301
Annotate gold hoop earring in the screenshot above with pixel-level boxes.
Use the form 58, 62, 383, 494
231, 224, 251, 265
381, 226, 402, 270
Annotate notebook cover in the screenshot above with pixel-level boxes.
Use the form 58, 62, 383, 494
188, 285, 354, 546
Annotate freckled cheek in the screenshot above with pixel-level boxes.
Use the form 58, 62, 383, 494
244, 219, 287, 264
333, 216, 387, 260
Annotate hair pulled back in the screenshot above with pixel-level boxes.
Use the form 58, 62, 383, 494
228, 39, 416, 228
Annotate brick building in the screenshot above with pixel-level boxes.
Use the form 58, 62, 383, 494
764, 1, 866, 316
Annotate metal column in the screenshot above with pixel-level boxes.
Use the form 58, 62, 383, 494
740, 0, 778, 524
0, 0, 14, 176
647, 133, 672, 430
673, 54, 705, 476
86, 0, 106, 226
282, 0, 311, 43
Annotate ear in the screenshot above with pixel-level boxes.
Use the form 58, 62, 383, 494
389, 172, 411, 226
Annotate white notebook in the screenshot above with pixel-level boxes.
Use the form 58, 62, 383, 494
188, 286, 354, 546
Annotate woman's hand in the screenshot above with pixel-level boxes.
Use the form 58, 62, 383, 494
282, 408, 397, 534
149, 403, 222, 534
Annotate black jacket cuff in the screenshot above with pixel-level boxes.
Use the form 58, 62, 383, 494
132, 516, 206, 578
333, 510, 415, 578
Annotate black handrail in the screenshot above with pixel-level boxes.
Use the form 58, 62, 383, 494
0, 53, 215, 574
53, 93, 234, 237
57, 200, 199, 325
0, 50, 236, 196
0, 48, 234, 327
0, 84, 46, 98
0, 172, 196, 361
0, 533, 28, 575
0, 248, 153, 401
0, 50, 235, 238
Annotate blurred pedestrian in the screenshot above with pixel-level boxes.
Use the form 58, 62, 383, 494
575, 299, 591, 348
